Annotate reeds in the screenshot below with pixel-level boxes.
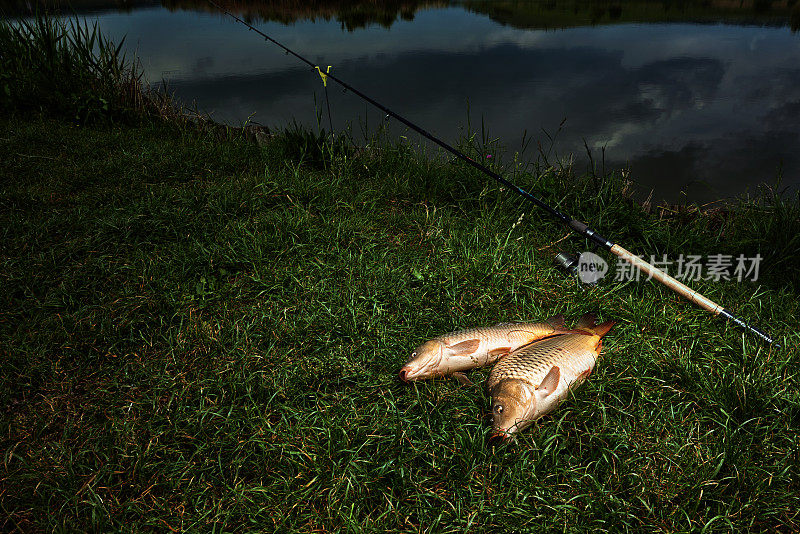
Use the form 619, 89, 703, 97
0, 14, 175, 122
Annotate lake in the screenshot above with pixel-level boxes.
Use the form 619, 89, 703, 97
6, 0, 800, 203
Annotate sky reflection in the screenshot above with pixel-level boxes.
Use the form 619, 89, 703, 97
70, 7, 800, 202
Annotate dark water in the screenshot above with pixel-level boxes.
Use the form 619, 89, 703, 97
10, 1, 800, 203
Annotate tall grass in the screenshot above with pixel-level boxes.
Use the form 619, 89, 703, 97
724, 187, 800, 291
0, 14, 171, 122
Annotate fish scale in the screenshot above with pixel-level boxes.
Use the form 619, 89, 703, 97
488, 334, 598, 390
445, 323, 566, 353
434, 323, 568, 367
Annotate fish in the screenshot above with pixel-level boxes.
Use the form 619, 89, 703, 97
487, 315, 615, 439
399, 315, 575, 382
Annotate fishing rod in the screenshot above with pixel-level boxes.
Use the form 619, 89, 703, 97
207, 0, 778, 348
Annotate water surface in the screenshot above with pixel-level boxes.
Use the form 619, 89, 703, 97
7, 1, 800, 203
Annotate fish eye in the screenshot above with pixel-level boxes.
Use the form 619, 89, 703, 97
494, 404, 504, 414
410, 351, 417, 358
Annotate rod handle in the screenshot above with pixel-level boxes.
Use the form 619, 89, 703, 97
610, 244, 723, 314
610, 245, 778, 346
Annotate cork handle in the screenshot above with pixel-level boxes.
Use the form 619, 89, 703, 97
610, 244, 723, 315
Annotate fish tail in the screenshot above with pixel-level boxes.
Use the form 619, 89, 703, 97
574, 314, 615, 338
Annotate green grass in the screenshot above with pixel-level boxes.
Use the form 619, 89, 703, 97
0, 15, 173, 124
2, 14, 800, 533
1, 111, 799, 532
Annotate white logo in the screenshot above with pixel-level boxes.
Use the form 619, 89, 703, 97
577, 252, 609, 284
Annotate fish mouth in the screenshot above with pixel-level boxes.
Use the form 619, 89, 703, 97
398, 366, 414, 382
400, 358, 441, 382
489, 429, 513, 442
399, 363, 431, 382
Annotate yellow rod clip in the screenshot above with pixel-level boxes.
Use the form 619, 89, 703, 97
315, 65, 332, 87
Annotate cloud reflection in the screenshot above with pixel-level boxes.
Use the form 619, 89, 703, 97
83, 7, 800, 202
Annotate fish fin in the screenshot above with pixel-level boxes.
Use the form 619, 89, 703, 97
577, 367, 593, 381
574, 315, 616, 338
507, 328, 567, 339
521, 328, 591, 338
488, 347, 512, 357
503, 314, 567, 337
591, 321, 616, 338
546, 313, 567, 330
446, 339, 481, 355
506, 329, 535, 336
537, 366, 560, 395
452, 372, 474, 387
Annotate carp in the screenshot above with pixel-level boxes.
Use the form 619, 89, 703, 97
400, 315, 573, 382
488, 315, 615, 438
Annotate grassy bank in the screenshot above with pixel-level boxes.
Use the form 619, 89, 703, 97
2, 16, 800, 533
